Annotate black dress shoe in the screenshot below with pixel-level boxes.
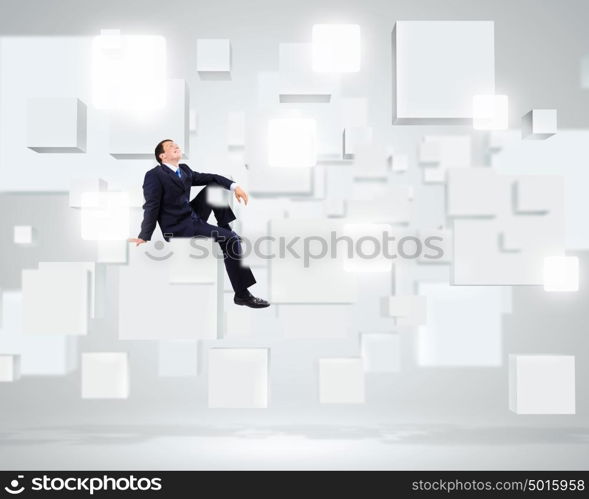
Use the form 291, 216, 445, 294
234, 293, 270, 308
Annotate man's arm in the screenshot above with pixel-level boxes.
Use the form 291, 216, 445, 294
188, 167, 234, 190
137, 170, 163, 241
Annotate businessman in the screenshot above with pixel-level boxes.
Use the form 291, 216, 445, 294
127, 139, 270, 308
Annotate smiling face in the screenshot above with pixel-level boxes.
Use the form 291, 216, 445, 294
158, 140, 182, 164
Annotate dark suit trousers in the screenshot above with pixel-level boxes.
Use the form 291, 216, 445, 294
188, 185, 256, 293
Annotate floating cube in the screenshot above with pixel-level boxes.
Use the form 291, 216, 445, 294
208, 348, 269, 408
392, 153, 409, 172
92, 31, 166, 111
197, 39, 231, 72
392, 21, 495, 124
522, 109, 557, 140
80, 191, 130, 240
81, 352, 130, 399
360, 333, 400, 373
22, 266, 89, 335
543, 256, 579, 292
13, 226, 36, 245
267, 117, 317, 167
311, 24, 361, 72
158, 340, 198, 377
342, 127, 372, 159
319, 358, 365, 404
473, 94, 508, 130
0, 355, 21, 382
509, 354, 575, 414
26, 97, 87, 152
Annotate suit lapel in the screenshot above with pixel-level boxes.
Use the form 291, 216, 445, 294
160, 164, 185, 191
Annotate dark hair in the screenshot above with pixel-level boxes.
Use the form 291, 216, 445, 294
154, 139, 173, 165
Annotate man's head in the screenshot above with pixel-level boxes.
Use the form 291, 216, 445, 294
155, 139, 181, 165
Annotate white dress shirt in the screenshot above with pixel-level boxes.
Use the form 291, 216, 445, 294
162, 162, 238, 192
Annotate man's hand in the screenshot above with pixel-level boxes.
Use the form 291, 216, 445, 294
127, 238, 146, 246
234, 186, 249, 205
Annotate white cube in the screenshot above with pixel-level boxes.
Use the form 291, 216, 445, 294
360, 333, 401, 373
543, 256, 579, 292
319, 358, 365, 404
393, 21, 495, 124
0, 355, 21, 382
13, 226, 36, 245
473, 94, 508, 130
312, 24, 361, 72
522, 109, 557, 139
509, 354, 575, 414
268, 118, 317, 167
22, 267, 89, 335
26, 97, 87, 152
383, 295, 427, 326
92, 32, 166, 111
208, 348, 269, 408
197, 39, 231, 72
81, 352, 130, 399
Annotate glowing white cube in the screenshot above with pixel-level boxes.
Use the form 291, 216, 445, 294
0, 355, 21, 382
13, 226, 35, 245
543, 256, 579, 292
81, 191, 130, 240
312, 24, 361, 72
81, 352, 130, 399
473, 94, 508, 130
267, 118, 317, 167
91, 31, 167, 111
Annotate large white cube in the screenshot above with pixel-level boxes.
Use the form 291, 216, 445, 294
26, 97, 87, 152
319, 358, 365, 404
197, 39, 231, 72
312, 24, 361, 73
208, 348, 269, 408
509, 354, 575, 414
392, 21, 495, 124
522, 109, 557, 140
267, 117, 317, 167
543, 256, 579, 292
81, 352, 130, 399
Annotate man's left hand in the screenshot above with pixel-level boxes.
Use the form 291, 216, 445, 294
234, 186, 249, 205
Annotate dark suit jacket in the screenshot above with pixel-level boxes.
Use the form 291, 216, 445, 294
138, 163, 234, 241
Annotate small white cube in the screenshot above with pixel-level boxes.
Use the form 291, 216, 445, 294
509, 354, 575, 414
81, 352, 130, 399
197, 39, 231, 72
267, 118, 317, 167
319, 358, 365, 404
543, 256, 579, 292
473, 94, 508, 130
312, 24, 361, 72
522, 109, 557, 139
13, 226, 35, 245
